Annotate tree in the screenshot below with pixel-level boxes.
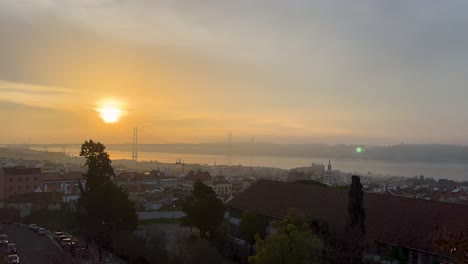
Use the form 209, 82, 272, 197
77, 140, 137, 248
185, 238, 225, 264
280, 208, 309, 228
145, 227, 169, 264
181, 180, 225, 237
168, 235, 226, 264
434, 225, 468, 264
344, 175, 366, 264
239, 211, 267, 254
249, 208, 323, 264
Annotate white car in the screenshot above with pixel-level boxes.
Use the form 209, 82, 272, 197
6, 254, 20, 264
37, 228, 47, 235
0, 234, 8, 245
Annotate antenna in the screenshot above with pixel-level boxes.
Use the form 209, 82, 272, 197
132, 127, 138, 161
227, 133, 232, 166
250, 135, 255, 167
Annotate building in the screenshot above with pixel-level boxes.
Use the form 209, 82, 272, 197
178, 170, 212, 190
212, 175, 232, 197
0, 166, 42, 200
40, 172, 85, 203
135, 192, 173, 211
231, 178, 254, 195
227, 180, 468, 263
323, 161, 338, 185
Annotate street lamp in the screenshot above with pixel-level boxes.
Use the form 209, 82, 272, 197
102, 221, 116, 261
172, 204, 176, 220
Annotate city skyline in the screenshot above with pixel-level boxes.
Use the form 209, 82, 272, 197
2, 1, 468, 145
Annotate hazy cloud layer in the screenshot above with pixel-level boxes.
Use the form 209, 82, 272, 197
1, 0, 468, 144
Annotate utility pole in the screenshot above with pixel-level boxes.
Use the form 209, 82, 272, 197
132, 127, 138, 161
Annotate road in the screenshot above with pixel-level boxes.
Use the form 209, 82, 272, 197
0, 224, 67, 264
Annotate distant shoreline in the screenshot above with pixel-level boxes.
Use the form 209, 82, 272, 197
9, 142, 468, 165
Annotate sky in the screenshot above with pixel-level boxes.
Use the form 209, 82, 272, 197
2, 0, 468, 145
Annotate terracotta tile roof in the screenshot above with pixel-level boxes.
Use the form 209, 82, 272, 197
42, 172, 83, 182
3, 166, 41, 175
115, 172, 146, 182
227, 180, 468, 254
213, 176, 230, 185
182, 170, 212, 182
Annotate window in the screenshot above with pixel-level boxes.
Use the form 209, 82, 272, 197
9, 187, 12, 190
34, 185, 37, 189
9, 178, 12, 182
34, 177, 37, 181
25, 186, 29, 189
18, 186, 21, 189
18, 178, 22, 182
26, 177, 29, 181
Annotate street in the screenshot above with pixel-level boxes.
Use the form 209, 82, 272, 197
0, 224, 67, 264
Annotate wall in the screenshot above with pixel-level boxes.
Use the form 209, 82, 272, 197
137, 211, 186, 221
4, 173, 41, 198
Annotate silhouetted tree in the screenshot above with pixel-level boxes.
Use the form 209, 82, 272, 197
181, 180, 225, 238
77, 140, 137, 248
344, 175, 366, 264
239, 210, 267, 254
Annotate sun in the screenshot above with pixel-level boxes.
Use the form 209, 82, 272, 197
99, 107, 122, 123
96, 99, 126, 123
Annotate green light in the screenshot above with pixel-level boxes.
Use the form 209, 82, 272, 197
356, 147, 363, 153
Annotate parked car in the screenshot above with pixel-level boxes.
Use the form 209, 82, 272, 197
28, 224, 39, 231
62, 241, 76, 253
0, 234, 8, 245
6, 254, 20, 264
53, 232, 64, 240
7, 243, 17, 255
55, 234, 68, 243
37, 228, 47, 236
59, 237, 71, 247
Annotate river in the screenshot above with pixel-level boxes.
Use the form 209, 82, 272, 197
32, 147, 468, 181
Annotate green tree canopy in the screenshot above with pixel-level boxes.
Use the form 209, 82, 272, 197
249, 208, 323, 264
181, 180, 225, 237
435, 225, 468, 264
78, 140, 137, 247
239, 210, 267, 254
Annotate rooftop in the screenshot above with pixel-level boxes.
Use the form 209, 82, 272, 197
227, 180, 468, 254
2, 166, 41, 175
42, 172, 83, 182
182, 170, 212, 182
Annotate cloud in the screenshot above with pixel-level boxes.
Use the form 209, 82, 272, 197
2, 1, 468, 144
0, 80, 78, 110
